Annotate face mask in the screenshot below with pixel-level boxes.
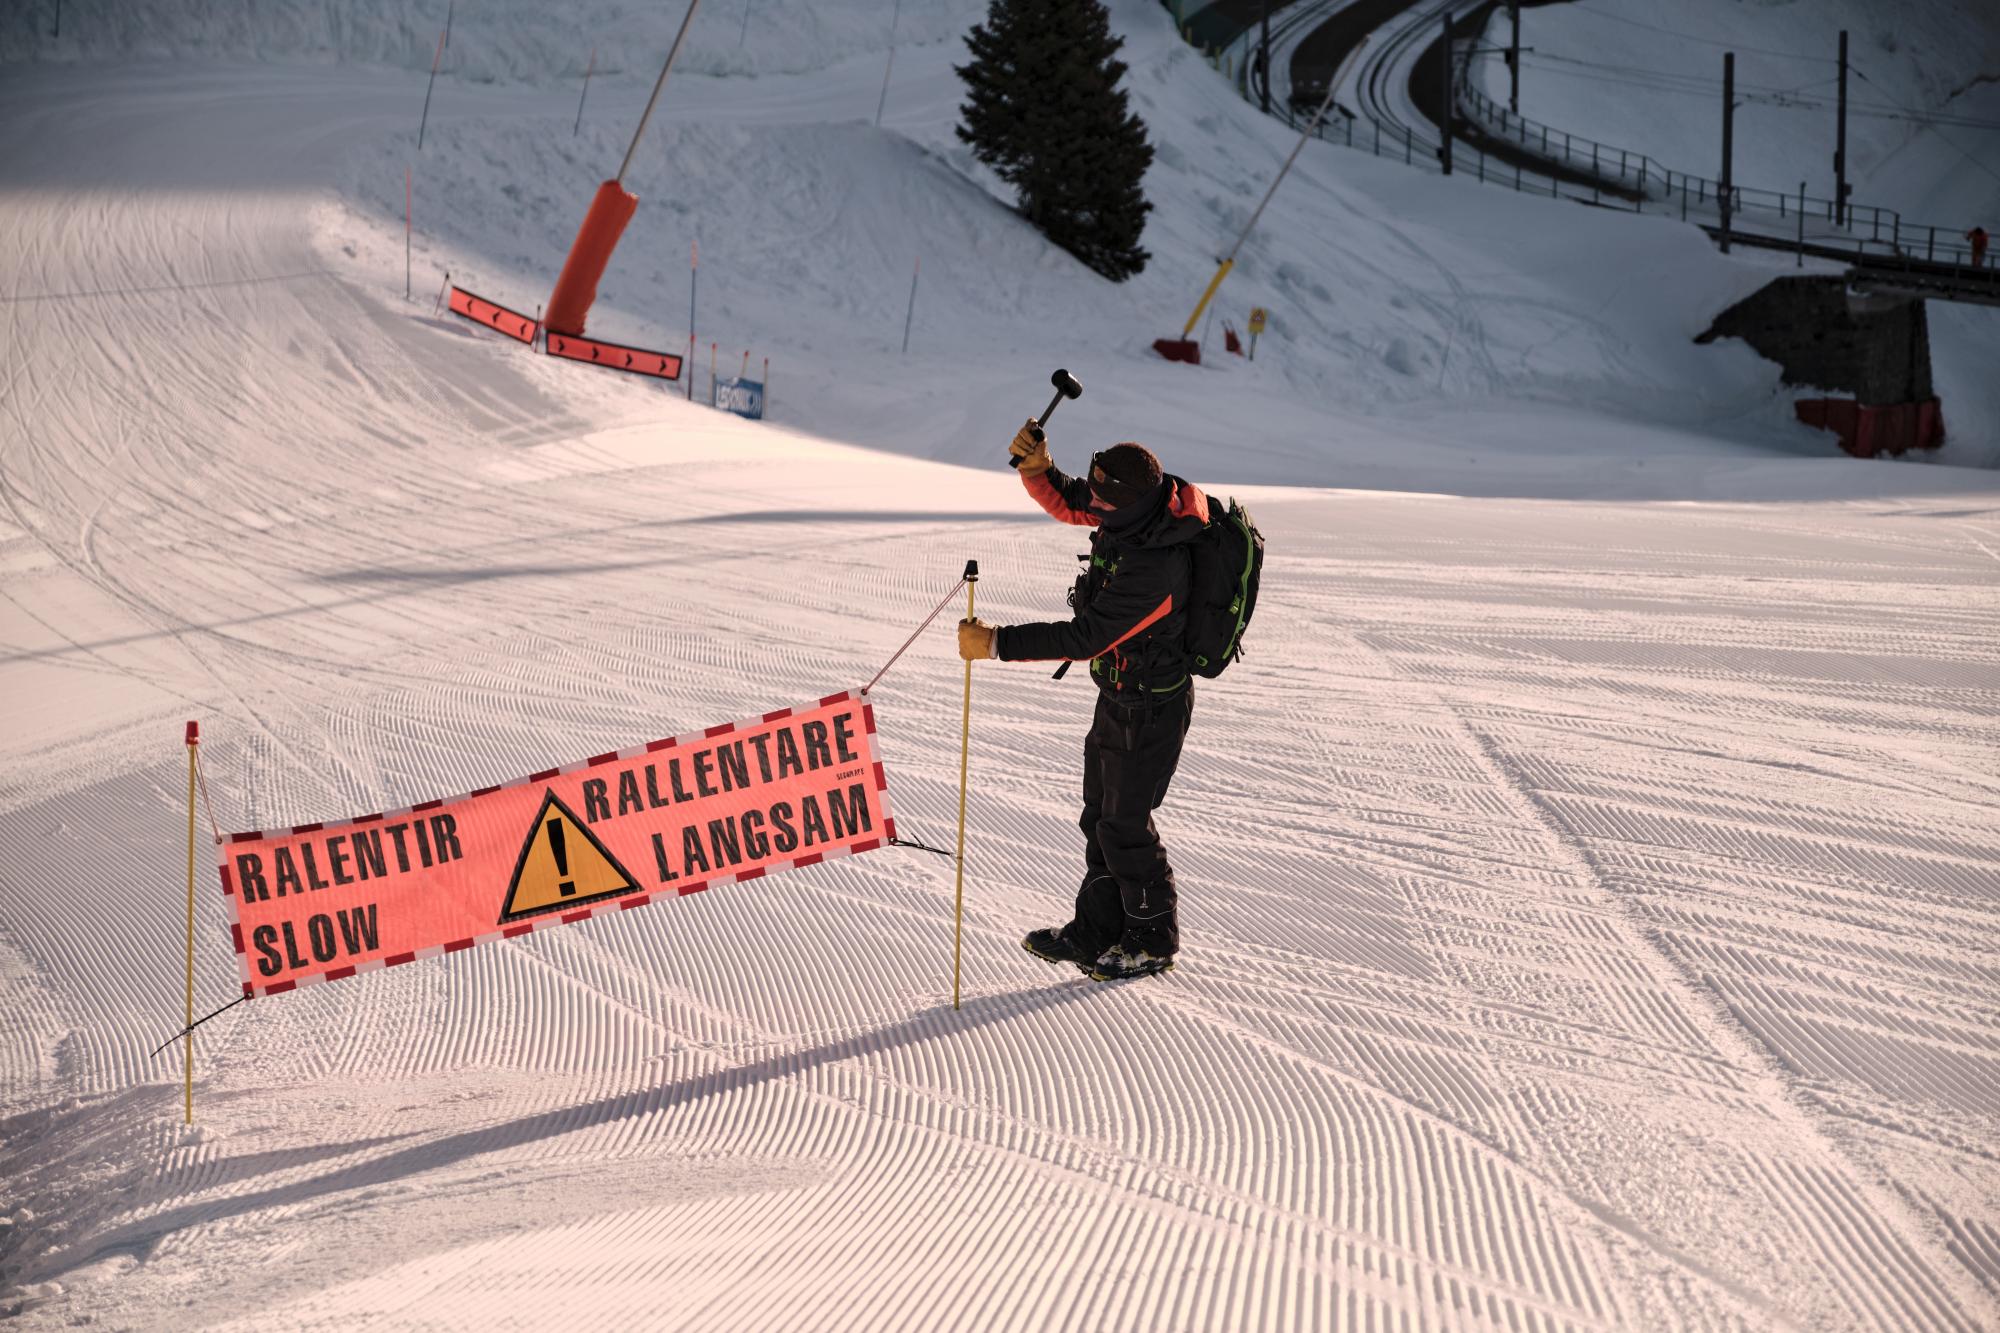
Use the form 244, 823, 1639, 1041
1095, 478, 1167, 530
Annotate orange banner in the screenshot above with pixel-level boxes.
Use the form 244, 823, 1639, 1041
545, 330, 684, 381
448, 286, 538, 344
218, 693, 894, 997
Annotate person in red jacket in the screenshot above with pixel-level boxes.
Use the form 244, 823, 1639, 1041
1968, 226, 1989, 269
956, 422, 1208, 981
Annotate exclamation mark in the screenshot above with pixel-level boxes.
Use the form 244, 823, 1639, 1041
548, 818, 574, 896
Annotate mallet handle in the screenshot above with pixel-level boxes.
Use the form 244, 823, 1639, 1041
1012, 389, 1069, 467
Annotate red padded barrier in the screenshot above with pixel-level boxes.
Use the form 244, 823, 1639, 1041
448, 287, 538, 344
545, 331, 684, 382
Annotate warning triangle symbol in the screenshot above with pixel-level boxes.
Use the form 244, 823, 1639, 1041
498, 789, 639, 923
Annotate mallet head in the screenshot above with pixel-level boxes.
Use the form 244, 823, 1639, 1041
1017, 368, 1086, 460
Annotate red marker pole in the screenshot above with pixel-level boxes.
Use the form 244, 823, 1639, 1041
184, 720, 199, 1124
405, 166, 413, 300
687, 240, 698, 401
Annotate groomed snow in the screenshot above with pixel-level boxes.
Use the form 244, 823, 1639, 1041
3, 1, 1998, 1328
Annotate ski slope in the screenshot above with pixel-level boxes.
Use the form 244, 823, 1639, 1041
4, 2, 2000, 1328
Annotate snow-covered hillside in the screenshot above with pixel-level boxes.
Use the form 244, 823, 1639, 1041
2, 0, 1998, 1328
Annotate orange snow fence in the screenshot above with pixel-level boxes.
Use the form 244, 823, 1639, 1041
448, 286, 538, 344
544, 179, 639, 337
546, 330, 684, 381
219, 693, 896, 997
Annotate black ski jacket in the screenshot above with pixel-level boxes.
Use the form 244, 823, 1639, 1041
997, 462, 1210, 701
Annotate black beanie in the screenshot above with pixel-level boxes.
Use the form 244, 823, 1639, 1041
1088, 443, 1163, 511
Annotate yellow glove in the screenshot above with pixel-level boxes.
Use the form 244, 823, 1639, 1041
1008, 419, 1052, 476
957, 618, 998, 661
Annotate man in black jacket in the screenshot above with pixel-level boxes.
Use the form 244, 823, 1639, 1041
957, 422, 1209, 981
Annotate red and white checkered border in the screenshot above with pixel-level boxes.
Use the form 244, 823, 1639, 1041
217, 690, 896, 998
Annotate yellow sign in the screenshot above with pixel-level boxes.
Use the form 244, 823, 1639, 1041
499, 790, 639, 922
1248, 307, 1268, 335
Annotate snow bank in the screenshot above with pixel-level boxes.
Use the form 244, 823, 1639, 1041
311, 0, 1853, 494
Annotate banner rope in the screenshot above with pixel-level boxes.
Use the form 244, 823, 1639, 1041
192, 746, 223, 845
150, 993, 251, 1058
861, 575, 968, 697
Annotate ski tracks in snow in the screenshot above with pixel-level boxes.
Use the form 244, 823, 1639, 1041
3, 62, 1999, 1333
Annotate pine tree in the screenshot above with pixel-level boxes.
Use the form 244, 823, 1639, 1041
956, 0, 1154, 281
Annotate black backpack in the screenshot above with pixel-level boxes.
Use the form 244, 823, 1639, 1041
1185, 497, 1264, 678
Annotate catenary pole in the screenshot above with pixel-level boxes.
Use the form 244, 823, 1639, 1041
1439, 11, 1453, 176
1509, 1, 1520, 113
1835, 30, 1849, 228
1720, 52, 1734, 255
1259, 0, 1270, 115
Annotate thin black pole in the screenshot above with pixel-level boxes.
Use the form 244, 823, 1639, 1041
575, 47, 595, 137
1720, 52, 1734, 255
901, 257, 920, 355
875, 0, 902, 127
54, 0, 61, 38
687, 242, 697, 401
1439, 12, 1453, 176
619, 0, 704, 188
417, 10, 445, 151
1835, 30, 1849, 228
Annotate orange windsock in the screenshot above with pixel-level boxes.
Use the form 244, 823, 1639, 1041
544, 179, 638, 337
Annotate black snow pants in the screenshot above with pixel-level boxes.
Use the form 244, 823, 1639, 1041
1066, 685, 1194, 959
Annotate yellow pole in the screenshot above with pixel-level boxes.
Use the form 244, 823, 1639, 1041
184, 720, 198, 1124
1180, 258, 1235, 338
952, 560, 977, 1010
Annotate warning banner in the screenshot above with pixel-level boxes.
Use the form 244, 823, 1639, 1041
448, 286, 538, 344
545, 330, 683, 381
218, 692, 894, 997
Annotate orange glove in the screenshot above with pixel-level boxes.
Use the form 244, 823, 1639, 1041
1008, 419, 1052, 476
957, 618, 997, 661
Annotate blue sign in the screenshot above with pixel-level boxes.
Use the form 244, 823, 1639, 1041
713, 376, 765, 420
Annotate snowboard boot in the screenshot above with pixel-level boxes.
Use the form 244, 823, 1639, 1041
1023, 927, 1095, 971
1088, 941, 1176, 982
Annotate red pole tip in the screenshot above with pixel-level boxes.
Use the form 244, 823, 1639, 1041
185, 720, 200, 744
